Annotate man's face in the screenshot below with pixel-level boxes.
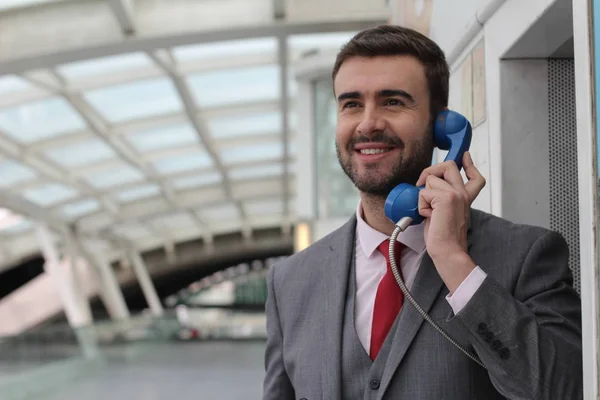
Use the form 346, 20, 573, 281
333, 55, 435, 197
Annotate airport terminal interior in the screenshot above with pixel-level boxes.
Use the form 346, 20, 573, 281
0, 0, 599, 398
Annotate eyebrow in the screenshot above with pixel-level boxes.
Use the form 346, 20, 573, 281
337, 89, 415, 103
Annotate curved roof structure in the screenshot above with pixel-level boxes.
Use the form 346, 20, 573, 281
0, 0, 386, 271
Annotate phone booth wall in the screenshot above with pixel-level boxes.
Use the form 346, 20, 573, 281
574, 0, 600, 397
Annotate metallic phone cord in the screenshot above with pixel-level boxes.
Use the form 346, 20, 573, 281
390, 218, 485, 368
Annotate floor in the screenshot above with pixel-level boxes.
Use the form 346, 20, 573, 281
40, 341, 267, 400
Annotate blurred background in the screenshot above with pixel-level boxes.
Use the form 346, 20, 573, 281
0, 0, 599, 399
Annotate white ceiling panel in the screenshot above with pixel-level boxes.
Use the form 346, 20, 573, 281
207, 110, 281, 140
81, 163, 145, 189
84, 78, 183, 123
0, 97, 86, 144
58, 52, 154, 81
173, 37, 277, 62
113, 183, 162, 203
124, 123, 199, 152
171, 171, 223, 191
0, 160, 37, 188
152, 151, 213, 175
187, 65, 280, 109
219, 142, 282, 165
229, 164, 282, 181
42, 137, 117, 168
59, 198, 101, 220
22, 183, 79, 207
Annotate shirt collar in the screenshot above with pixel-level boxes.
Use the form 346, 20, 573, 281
355, 200, 426, 258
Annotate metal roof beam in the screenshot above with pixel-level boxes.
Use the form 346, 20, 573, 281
108, 0, 136, 36
149, 51, 248, 224
0, 191, 68, 235
0, 19, 383, 74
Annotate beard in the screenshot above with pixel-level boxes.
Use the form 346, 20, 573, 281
336, 128, 434, 197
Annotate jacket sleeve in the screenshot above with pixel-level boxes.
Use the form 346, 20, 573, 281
263, 264, 295, 400
454, 230, 583, 400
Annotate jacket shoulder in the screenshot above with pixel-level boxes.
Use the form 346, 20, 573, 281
470, 208, 566, 250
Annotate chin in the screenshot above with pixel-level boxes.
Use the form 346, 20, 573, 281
354, 177, 397, 197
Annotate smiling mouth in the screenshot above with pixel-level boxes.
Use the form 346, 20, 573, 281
357, 148, 394, 155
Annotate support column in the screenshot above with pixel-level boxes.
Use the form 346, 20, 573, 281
93, 252, 131, 321
129, 251, 163, 317
74, 239, 130, 322
35, 224, 97, 358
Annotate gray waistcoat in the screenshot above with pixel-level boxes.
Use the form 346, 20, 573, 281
341, 247, 401, 400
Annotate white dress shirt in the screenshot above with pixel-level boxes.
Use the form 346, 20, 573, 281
354, 201, 487, 354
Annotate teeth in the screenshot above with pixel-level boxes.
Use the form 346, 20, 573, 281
359, 148, 391, 155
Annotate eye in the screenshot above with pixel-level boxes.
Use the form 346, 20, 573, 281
341, 101, 360, 109
384, 98, 404, 106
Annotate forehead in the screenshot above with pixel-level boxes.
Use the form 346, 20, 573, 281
333, 55, 428, 96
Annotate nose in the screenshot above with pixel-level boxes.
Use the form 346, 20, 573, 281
356, 107, 386, 135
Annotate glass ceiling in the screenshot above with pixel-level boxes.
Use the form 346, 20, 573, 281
0, 17, 358, 271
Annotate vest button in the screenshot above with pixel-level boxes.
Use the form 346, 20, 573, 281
370, 379, 381, 390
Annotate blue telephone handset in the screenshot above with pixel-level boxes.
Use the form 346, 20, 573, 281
384, 110, 472, 225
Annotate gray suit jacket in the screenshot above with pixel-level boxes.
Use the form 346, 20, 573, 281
263, 209, 583, 399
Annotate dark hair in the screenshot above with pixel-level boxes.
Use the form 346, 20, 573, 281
332, 25, 450, 118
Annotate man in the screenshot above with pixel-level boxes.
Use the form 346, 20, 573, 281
263, 25, 582, 399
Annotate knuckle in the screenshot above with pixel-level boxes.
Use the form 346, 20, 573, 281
448, 190, 463, 203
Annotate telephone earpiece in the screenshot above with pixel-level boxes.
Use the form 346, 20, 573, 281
384, 110, 472, 225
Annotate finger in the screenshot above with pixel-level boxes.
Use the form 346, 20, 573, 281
418, 188, 447, 218
424, 174, 454, 192
418, 188, 433, 218
462, 152, 486, 202
416, 160, 465, 192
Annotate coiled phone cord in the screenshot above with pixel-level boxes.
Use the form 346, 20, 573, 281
390, 217, 485, 368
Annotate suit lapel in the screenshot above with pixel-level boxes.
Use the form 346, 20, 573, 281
320, 216, 356, 400
377, 252, 444, 397
378, 216, 475, 398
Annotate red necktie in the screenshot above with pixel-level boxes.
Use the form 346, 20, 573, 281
370, 239, 405, 361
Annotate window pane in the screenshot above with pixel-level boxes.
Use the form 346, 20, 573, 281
23, 183, 79, 207
43, 138, 117, 167
187, 65, 280, 109
172, 172, 222, 190
59, 198, 100, 219
0, 75, 33, 95
0, 97, 86, 143
152, 152, 213, 175
125, 123, 199, 152
82, 164, 144, 189
229, 164, 282, 180
0, 160, 37, 187
58, 52, 153, 80
220, 142, 282, 165
208, 110, 281, 139
113, 183, 161, 203
173, 37, 277, 62
287, 31, 356, 60
84, 78, 183, 123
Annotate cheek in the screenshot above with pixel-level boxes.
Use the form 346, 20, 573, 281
390, 116, 429, 144
335, 120, 354, 146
